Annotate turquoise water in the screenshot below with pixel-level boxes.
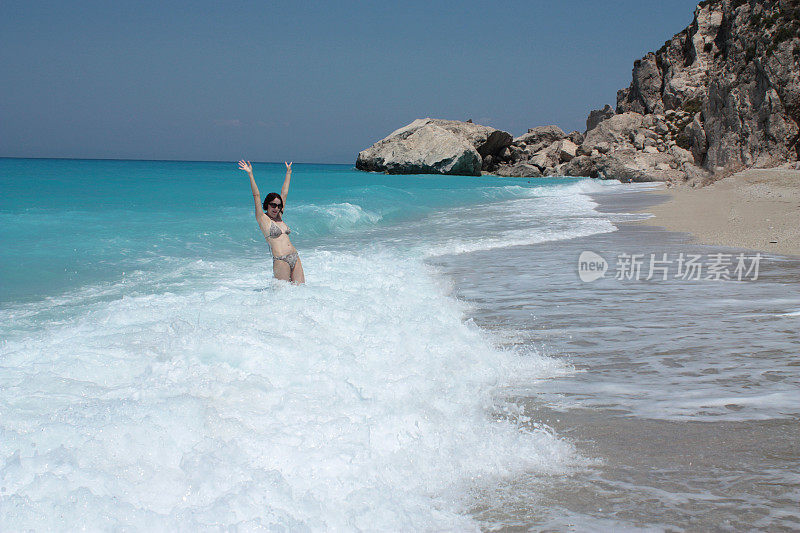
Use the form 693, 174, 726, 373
1, 158, 628, 530
4, 159, 797, 530
1, 158, 577, 303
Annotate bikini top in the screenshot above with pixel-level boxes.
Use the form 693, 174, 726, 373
268, 219, 290, 238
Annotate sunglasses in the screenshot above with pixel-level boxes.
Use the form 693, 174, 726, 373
267, 202, 283, 209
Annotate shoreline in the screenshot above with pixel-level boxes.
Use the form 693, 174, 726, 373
433, 183, 800, 529
632, 166, 800, 258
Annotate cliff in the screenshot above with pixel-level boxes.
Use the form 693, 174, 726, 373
614, 0, 799, 172
357, 1, 799, 183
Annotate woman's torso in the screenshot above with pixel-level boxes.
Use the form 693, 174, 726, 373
263, 218, 295, 256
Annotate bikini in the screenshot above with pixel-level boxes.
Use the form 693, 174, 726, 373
268, 220, 299, 270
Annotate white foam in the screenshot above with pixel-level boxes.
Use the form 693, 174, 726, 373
292, 202, 382, 235
420, 184, 618, 257
0, 249, 577, 530
479, 178, 631, 200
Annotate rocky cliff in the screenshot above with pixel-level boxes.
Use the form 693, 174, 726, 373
357, 0, 799, 183
614, 0, 799, 173
511, 0, 800, 183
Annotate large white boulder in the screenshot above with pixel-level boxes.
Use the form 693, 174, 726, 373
356, 118, 512, 176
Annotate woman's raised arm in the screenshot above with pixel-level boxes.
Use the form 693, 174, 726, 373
280, 161, 292, 204
238, 160, 265, 221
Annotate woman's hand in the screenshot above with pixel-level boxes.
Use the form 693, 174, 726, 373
238, 160, 253, 173
285, 161, 292, 172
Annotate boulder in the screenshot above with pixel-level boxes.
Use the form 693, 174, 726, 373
684, 163, 711, 186
559, 140, 579, 162
567, 130, 585, 145
595, 149, 686, 182
669, 145, 694, 166
514, 125, 566, 151
583, 112, 645, 151
595, 142, 612, 154
631, 132, 646, 150
508, 144, 527, 163
477, 129, 514, 158
562, 155, 599, 178
655, 120, 670, 136
356, 123, 481, 175
356, 118, 513, 175
528, 141, 562, 171
408, 118, 513, 157
495, 163, 543, 178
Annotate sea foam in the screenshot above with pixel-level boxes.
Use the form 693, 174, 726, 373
0, 248, 576, 530
423, 181, 620, 257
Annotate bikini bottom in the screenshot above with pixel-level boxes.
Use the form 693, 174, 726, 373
272, 250, 299, 270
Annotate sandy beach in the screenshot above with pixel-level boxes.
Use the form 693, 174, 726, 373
637, 166, 800, 258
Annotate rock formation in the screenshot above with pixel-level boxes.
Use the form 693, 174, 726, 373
615, 0, 799, 174
494, 115, 693, 182
490, 0, 799, 183
355, 118, 512, 176
357, 1, 799, 183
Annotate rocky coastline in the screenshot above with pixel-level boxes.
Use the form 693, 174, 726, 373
356, 0, 799, 185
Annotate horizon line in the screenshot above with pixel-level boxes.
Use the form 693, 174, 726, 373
0, 156, 354, 166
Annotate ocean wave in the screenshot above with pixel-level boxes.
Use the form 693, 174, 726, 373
0, 249, 578, 530
291, 202, 382, 236
423, 218, 617, 257
417, 186, 618, 258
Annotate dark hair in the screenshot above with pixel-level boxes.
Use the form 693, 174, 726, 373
263, 192, 283, 213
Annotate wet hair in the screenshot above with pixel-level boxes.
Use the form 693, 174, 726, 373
263, 192, 284, 213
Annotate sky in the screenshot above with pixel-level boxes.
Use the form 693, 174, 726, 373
1, 0, 701, 164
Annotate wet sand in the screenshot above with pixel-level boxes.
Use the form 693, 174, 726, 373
637, 167, 800, 258
495, 405, 800, 531
430, 184, 800, 530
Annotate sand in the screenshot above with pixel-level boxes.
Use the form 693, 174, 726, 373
431, 191, 800, 530
637, 166, 800, 257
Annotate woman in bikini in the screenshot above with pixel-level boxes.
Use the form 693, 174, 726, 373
238, 160, 305, 284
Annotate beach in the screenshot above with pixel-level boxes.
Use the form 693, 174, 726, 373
0, 160, 619, 530
637, 166, 800, 258
430, 185, 800, 529
2, 159, 799, 530
4, 0, 798, 528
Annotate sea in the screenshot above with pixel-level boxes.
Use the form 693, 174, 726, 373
1, 158, 798, 531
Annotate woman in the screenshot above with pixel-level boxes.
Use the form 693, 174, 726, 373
238, 160, 305, 284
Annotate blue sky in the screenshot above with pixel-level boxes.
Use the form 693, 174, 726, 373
1, 1, 700, 163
